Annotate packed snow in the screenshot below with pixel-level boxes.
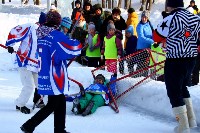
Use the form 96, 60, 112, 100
0, 0, 200, 133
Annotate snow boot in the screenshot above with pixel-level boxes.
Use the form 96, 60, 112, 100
173, 105, 190, 133
20, 106, 31, 114
183, 98, 197, 128
71, 98, 81, 115
82, 101, 94, 116
16, 105, 20, 111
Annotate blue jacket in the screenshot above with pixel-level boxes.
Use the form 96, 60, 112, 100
37, 26, 82, 95
124, 35, 138, 56
136, 21, 154, 50
85, 83, 109, 104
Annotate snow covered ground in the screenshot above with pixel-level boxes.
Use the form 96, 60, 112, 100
0, 0, 200, 133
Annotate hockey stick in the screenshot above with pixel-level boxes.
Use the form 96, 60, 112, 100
0, 44, 38, 64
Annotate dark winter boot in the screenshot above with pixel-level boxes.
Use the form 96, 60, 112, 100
82, 101, 94, 116
33, 88, 45, 108
71, 98, 81, 115
20, 106, 31, 114
16, 105, 20, 111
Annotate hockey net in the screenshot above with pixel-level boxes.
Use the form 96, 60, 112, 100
91, 48, 166, 113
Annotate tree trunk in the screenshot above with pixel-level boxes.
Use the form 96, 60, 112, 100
146, 0, 152, 11
102, 0, 106, 8
165, 0, 168, 11
2, 0, 5, 4
139, 0, 146, 11
108, 0, 111, 9
130, 0, 132, 8
124, 0, 130, 9
118, 0, 122, 8
35, 0, 40, 5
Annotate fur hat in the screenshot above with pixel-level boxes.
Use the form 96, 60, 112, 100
88, 22, 95, 31
126, 25, 134, 35
38, 12, 46, 24
128, 8, 135, 14
46, 10, 61, 27
61, 17, 72, 29
141, 10, 150, 18
107, 23, 115, 32
167, 0, 184, 8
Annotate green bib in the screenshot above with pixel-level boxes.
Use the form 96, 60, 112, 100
86, 34, 101, 57
104, 35, 117, 59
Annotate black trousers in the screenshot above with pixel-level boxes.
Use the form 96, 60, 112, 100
164, 57, 196, 108
22, 94, 66, 133
87, 57, 101, 68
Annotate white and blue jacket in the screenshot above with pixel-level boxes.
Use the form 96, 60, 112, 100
6, 23, 39, 73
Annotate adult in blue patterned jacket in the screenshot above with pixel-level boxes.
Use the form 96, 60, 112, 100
72, 74, 109, 116
6, 12, 46, 114
21, 10, 82, 133
154, 0, 200, 132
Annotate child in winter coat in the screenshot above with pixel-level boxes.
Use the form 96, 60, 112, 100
71, 0, 82, 22
71, 11, 88, 65
72, 74, 109, 116
21, 10, 82, 133
84, 22, 101, 67
124, 25, 138, 74
60, 17, 72, 39
101, 22, 123, 74
126, 8, 138, 37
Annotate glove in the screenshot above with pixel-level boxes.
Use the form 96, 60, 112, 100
80, 86, 85, 97
7, 46, 14, 54
153, 43, 159, 48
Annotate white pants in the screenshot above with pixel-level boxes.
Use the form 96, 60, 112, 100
15, 67, 38, 107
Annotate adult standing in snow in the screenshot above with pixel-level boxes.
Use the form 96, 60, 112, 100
20, 10, 82, 133
154, 0, 200, 132
6, 12, 46, 114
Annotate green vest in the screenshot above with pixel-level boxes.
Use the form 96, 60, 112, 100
86, 34, 101, 57
149, 44, 166, 75
104, 35, 117, 59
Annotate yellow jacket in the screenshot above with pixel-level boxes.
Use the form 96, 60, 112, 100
126, 12, 139, 37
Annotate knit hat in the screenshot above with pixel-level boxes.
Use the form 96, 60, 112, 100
126, 25, 134, 35
88, 22, 95, 31
61, 17, 72, 29
167, 0, 184, 8
112, 7, 121, 15
75, 0, 81, 5
141, 10, 149, 18
107, 23, 115, 32
46, 10, 61, 27
93, 3, 102, 11
38, 12, 46, 24
95, 74, 105, 83
128, 8, 135, 14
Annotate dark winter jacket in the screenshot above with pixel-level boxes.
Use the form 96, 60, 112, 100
102, 15, 127, 34
71, 7, 82, 21
124, 35, 138, 56
83, 2, 94, 23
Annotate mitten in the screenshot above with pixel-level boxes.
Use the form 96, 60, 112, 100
153, 43, 159, 48
7, 46, 14, 54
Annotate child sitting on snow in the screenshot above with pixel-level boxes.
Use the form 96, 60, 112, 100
72, 74, 110, 116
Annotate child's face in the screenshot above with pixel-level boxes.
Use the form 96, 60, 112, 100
125, 32, 131, 38
61, 26, 69, 34
108, 29, 115, 35
89, 28, 95, 34
95, 78, 104, 84
76, 3, 80, 8
85, 5, 90, 11
95, 9, 101, 15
